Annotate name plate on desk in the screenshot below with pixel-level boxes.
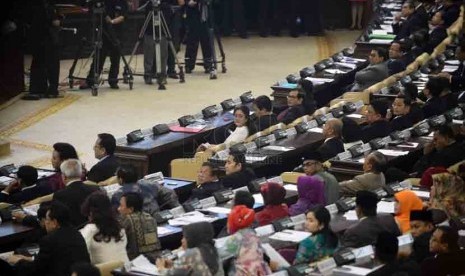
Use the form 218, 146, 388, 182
352, 245, 374, 264
215, 149, 230, 160
200, 197, 217, 209
336, 151, 352, 161
273, 129, 288, 140
170, 206, 185, 217
336, 197, 356, 212
244, 142, 257, 152
272, 217, 294, 232
286, 127, 298, 137
315, 113, 334, 126
317, 258, 337, 276
144, 171, 164, 183
291, 214, 306, 229
266, 134, 276, 143
325, 204, 339, 216
255, 224, 276, 237
255, 136, 271, 148
213, 189, 234, 204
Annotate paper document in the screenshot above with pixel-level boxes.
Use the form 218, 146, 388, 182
372, 29, 388, 35
453, 119, 464, 125
157, 226, 175, 236
305, 77, 334, 84
253, 194, 264, 204
442, 65, 459, 73
346, 113, 364, 119
37, 171, 55, 178
396, 142, 419, 149
369, 39, 393, 44
335, 62, 357, 69
204, 206, 231, 214
255, 225, 275, 237
129, 255, 160, 275
445, 60, 460, 65
377, 149, 409, 156
168, 211, 216, 226
342, 57, 366, 63
411, 190, 430, 199
283, 184, 298, 191
0, 176, 15, 185
325, 69, 347, 74
245, 156, 267, 163
344, 210, 359, 221
309, 127, 323, 133
23, 204, 40, 216
379, 24, 393, 32
262, 243, 290, 268
269, 230, 311, 243
377, 201, 395, 213
263, 145, 295, 152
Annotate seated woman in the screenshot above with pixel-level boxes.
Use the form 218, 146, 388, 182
47, 142, 80, 191
118, 192, 161, 260
199, 105, 257, 151
219, 205, 271, 275
256, 182, 289, 226
80, 192, 129, 264
394, 190, 424, 234
430, 173, 465, 219
289, 176, 326, 216
294, 205, 338, 264
156, 221, 223, 276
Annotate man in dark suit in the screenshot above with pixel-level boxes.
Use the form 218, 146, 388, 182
190, 162, 224, 200
314, 118, 344, 161
422, 77, 448, 118
361, 99, 392, 143
442, 0, 460, 27
277, 90, 306, 125
387, 41, 407, 75
388, 93, 414, 131
252, 95, 278, 131
426, 11, 448, 54
0, 166, 51, 204
392, 1, 429, 40
413, 124, 465, 176
87, 133, 119, 183
222, 152, 256, 190
437, 38, 465, 93
410, 210, 435, 263
351, 48, 389, 91
54, 159, 99, 227
341, 191, 401, 248
7, 201, 90, 275
421, 226, 465, 275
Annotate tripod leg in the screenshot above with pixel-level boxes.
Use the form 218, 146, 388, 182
160, 12, 185, 83
214, 30, 227, 73
68, 37, 88, 88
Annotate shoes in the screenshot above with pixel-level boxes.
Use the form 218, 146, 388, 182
109, 83, 119, 89
167, 72, 179, 79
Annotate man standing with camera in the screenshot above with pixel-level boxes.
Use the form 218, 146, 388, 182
80, 0, 128, 90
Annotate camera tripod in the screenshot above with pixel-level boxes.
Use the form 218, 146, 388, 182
127, 0, 185, 90
68, 1, 134, 96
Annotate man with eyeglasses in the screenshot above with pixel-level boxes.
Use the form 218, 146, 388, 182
301, 159, 340, 204
387, 41, 406, 75
277, 90, 306, 125
351, 48, 389, 92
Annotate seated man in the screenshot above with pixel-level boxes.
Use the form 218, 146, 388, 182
277, 90, 306, 125
413, 125, 465, 176
388, 93, 415, 131
111, 164, 179, 217
410, 210, 435, 263
302, 159, 340, 204
425, 11, 448, 54
0, 165, 51, 204
316, 118, 345, 161
252, 95, 278, 131
437, 38, 465, 93
421, 226, 465, 275
339, 151, 387, 197
54, 159, 100, 227
87, 133, 119, 183
351, 48, 389, 92
118, 192, 161, 260
361, 99, 392, 143
422, 77, 448, 118
190, 162, 224, 200
387, 41, 407, 75
7, 201, 90, 275
341, 191, 401, 248
442, 0, 460, 27
222, 152, 257, 190
392, 1, 428, 40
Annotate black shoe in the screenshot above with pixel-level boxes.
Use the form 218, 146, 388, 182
109, 83, 119, 89
21, 94, 41, 101
167, 72, 179, 79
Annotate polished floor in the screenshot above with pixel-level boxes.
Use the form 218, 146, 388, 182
0, 31, 360, 170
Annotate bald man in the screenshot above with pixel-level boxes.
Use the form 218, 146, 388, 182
315, 118, 345, 161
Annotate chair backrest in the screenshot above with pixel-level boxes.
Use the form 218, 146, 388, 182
263, 123, 286, 134
96, 260, 124, 276
448, 160, 465, 174
280, 172, 305, 184
22, 193, 53, 207
244, 131, 265, 143
98, 176, 118, 186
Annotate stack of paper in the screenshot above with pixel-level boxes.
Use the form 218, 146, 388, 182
442, 65, 459, 73
262, 145, 295, 152
269, 229, 311, 243
129, 255, 160, 275
168, 211, 216, 226
344, 210, 359, 221
305, 77, 334, 84
377, 149, 409, 156
253, 194, 264, 204
377, 201, 395, 214
203, 206, 231, 214
157, 226, 176, 236
283, 184, 298, 191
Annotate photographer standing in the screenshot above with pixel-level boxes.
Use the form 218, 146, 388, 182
80, 0, 128, 90
181, 0, 213, 74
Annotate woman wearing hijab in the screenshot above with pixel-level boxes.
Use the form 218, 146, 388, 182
256, 182, 289, 226
294, 205, 338, 264
394, 190, 424, 234
219, 205, 271, 276
289, 176, 326, 216
156, 221, 223, 276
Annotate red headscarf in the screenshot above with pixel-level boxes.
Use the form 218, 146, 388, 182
227, 205, 255, 234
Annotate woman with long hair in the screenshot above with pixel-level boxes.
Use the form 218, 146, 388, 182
156, 221, 223, 275
294, 205, 338, 264
80, 192, 129, 264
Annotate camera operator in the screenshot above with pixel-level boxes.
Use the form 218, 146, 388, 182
141, 0, 178, 85
29, 0, 62, 98
181, 0, 214, 74
80, 0, 128, 90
